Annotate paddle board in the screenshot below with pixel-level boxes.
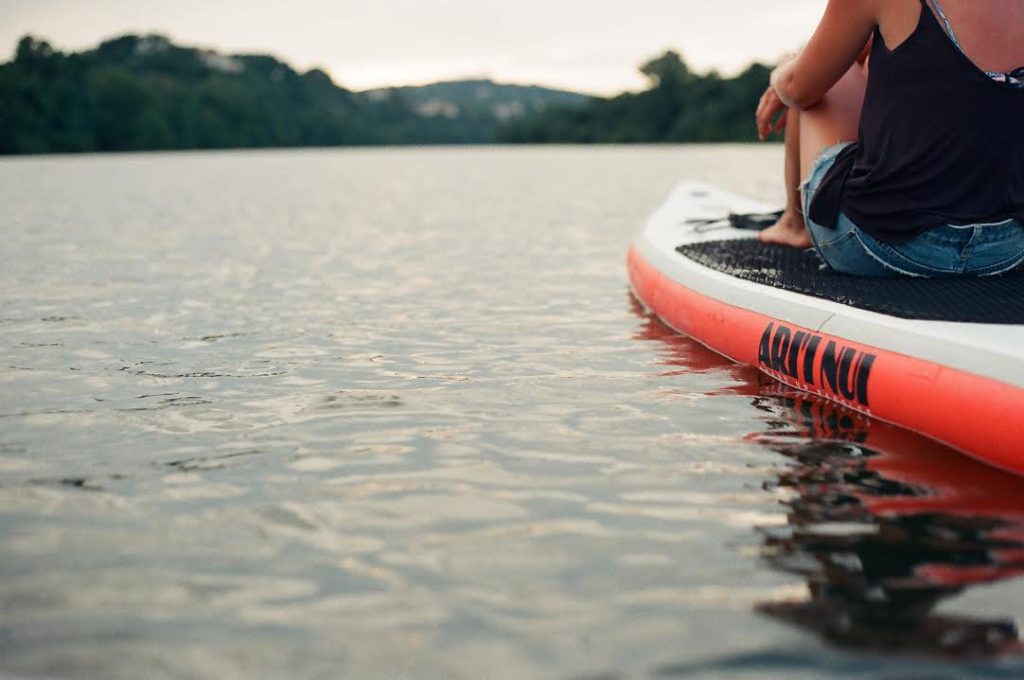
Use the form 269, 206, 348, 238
628, 181, 1024, 475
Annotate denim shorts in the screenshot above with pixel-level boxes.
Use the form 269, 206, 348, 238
801, 143, 1024, 277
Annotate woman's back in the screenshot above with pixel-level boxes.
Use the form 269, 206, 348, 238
878, 0, 1024, 74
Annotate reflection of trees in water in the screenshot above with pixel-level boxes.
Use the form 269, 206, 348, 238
630, 300, 1024, 659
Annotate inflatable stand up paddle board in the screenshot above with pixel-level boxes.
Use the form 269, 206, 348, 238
628, 181, 1024, 475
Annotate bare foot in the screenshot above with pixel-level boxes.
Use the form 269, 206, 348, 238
758, 210, 813, 248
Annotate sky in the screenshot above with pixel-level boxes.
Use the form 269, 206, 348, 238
0, 0, 825, 94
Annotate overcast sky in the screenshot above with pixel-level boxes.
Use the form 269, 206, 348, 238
1, 0, 825, 94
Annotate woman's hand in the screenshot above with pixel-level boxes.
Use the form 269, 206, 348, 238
756, 85, 788, 140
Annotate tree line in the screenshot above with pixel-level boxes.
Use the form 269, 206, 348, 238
0, 35, 772, 155
0, 35, 481, 154
498, 51, 772, 144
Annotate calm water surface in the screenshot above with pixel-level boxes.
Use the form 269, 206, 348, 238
2, 146, 1024, 680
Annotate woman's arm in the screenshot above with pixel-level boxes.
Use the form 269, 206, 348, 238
771, 0, 878, 109
856, 35, 874, 70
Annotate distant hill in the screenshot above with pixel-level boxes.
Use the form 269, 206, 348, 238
361, 79, 589, 144
367, 80, 590, 121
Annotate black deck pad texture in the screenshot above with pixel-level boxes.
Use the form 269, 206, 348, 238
676, 239, 1024, 324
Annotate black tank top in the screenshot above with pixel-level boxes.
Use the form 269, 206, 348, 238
808, 1, 1024, 245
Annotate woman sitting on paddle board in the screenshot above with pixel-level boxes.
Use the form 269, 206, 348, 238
755, 0, 1024, 277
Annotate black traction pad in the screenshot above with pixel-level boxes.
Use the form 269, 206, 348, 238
676, 239, 1024, 324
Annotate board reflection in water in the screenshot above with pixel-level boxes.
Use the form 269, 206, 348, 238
753, 390, 1024, 658
632, 299, 1024, 659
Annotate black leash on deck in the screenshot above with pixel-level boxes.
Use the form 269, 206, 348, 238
685, 210, 784, 233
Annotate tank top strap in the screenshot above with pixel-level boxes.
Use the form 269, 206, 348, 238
925, 0, 964, 51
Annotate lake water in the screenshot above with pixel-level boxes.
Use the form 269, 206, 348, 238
2, 146, 1024, 680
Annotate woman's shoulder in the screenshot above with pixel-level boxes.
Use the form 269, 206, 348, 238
822, 0, 918, 32
873, 0, 924, 51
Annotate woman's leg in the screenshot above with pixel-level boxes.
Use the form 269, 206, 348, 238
798, 65, 867, 181
760, 65, 867, 248
758, 110, 808, 247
